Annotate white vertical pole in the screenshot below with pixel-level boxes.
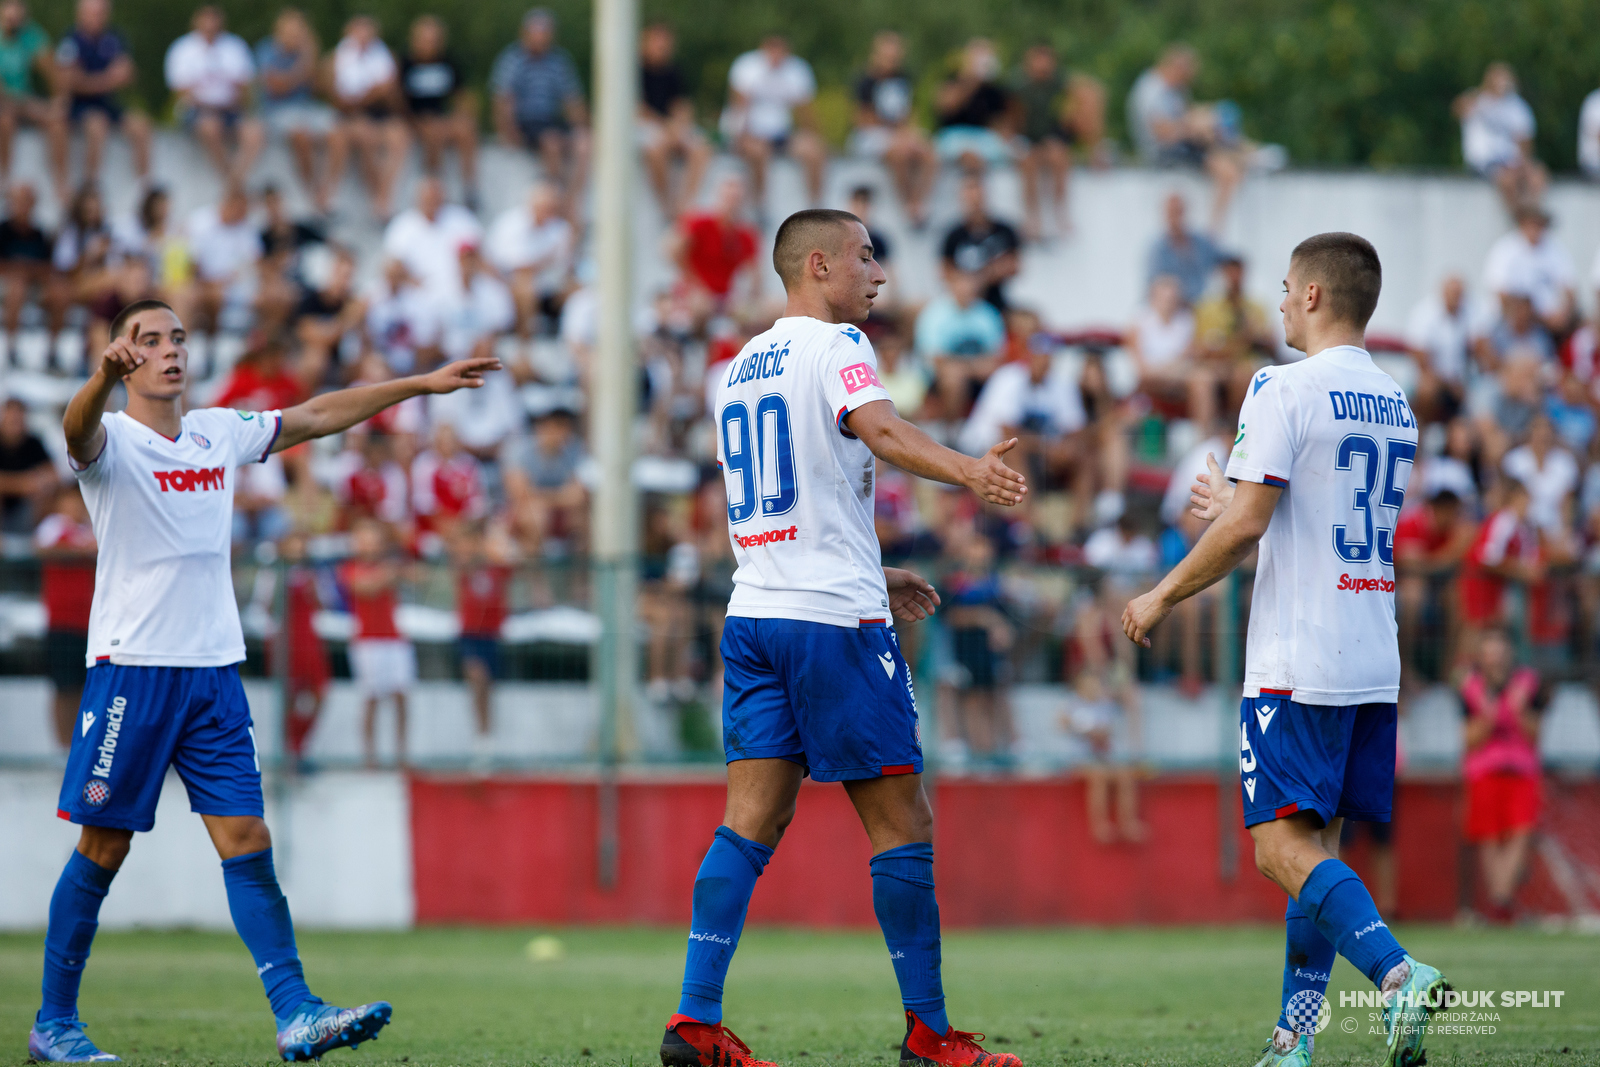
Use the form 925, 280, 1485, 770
591, 0, 639, 888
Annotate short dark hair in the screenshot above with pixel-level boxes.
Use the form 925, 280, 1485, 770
108, 298, 176, 342
1290, 232, 1382, 328
772, 209, 863, 288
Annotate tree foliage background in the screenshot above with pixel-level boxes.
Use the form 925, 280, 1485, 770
35, 0, 1600, 171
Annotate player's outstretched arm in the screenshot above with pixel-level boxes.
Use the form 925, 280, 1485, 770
64, 325, 151, 464
846, 400, 1026, 506
273, 357, 501, 452
884, 566, 940, 622
1122, 479, 1281, 647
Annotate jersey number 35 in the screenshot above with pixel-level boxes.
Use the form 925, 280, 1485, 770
1333, 434, 1415, 566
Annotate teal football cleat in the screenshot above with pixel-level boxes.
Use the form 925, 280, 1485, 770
28, 1016, 120, 1062
1250, 1034, 1313, 1067
275, 1000, 393, 1061
1383, 956, 1448, 1067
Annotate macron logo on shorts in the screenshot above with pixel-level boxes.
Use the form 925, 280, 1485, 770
153, 467, 226, 492
81, 710, 95, 737
878, 650, 896, 679
839, 363, 882, 394
1255, 703, 1277, 733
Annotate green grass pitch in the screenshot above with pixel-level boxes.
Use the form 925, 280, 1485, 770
2, 926, 1594, 1066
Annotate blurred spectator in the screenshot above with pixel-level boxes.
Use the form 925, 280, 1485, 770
957, 321, 1084, 485
0, 395, 50, 531
274, 532, 329, 764
491, 8, 588, 207
1084, 512, 1158, 578
164, 5, 262, 183
453, 521, 513, 761
382, 176, 482, 304
341, 518, 414, 769
850, 31, 934, 227
847, 185, 893, 280
1194, 253, 1273, 421
366, 257, 441, 374
330, 16, 408, 221
0, 0, 67, 204
1013, 43, 1107, 241
722, 35, 826, 208
402, 15, 478, 208
413, 422, 486, 547
1127, 44, 1247, 230
52, 183, 112, 308
638, 22, 708, 219
1405, 275, 1475, 425
55, 0, 151, 187
212, 335, 313, 412
255, 9, 337, 214
1482, 204, 1575, 336
1503, 414, 1578, 533
0, 182, 66, 332
941, 532, 1014, 767
504, 407, 589, 557
1457, 479, 1541, 665
872, 329, 926, 417
111, 187, 190, 299
1580, 80, 1600, 181
1472, 292, 1553, 463
672, 173, 759, 320
186, 183, 265, 332
1459, 628, 1546, 923
639, 500, 697, 699
295, 245, 366, 370
1127, 274, 1211, 427
258, 182, 324, 262
439, 242, 514, 361
1454, 62, 1545, 210
341, 431, 411, 528
34, 483, 95, 749
915, 268, 1006, 416
933, 38, 1011, 170
1395, 487, 1475, 681
1062, 601, 1146, 843
233, 434, 290, 543
487, 180, 574, 337
1147, 192, 1223, 306
941, 172, 1020, 311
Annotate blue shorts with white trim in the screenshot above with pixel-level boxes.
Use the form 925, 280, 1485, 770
1238, 690, 1395, 828
720, 616, 923, 782
57, 663, 263, 832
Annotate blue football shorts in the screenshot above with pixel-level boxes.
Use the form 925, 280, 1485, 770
57, 663, 264, 832
720, 616, 923, 782
1238, 690, 1396, 828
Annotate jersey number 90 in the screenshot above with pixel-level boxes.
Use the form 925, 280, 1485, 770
722, 397, 797, 524
1332, 434, 1415, 565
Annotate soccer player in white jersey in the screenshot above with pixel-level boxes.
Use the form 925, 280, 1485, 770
30, 298, 498, 1064
1122, 234, 1448, 1067
660, 210, 1028, 1067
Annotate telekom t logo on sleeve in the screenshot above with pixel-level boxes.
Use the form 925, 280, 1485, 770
839, 363, 882, 394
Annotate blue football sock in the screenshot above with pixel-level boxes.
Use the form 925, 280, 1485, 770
1296, 858, 1407, 987
38, 850, 117, 1023
871, 842, 947, 1036
678, 826, 773, 1025
221, 849, 317, 1022
1277, 896, 1336, 1032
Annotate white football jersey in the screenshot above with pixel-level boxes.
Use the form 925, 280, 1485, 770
716, 316, 893, 627
1226, 346, 1418, 705
73, 407, 282, 666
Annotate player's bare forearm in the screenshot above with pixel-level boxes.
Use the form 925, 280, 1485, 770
275, 357, 500, 451
846, 399, 1026, 506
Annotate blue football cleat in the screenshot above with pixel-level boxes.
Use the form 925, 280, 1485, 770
28, 1016, 120, 1062
1383, 955, 1449, 1067
275, 1000, 393, 1061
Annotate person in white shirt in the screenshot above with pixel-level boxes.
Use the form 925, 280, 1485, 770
187, 184, 262, 331
721, 36, 826, 207
1404, 274, 1477, 423
1580, 86, 1600, 180
381, 176, 482, 304
486, 180, 574, 336
1124, 232, 1449, 1067
164, 5, 263, 182
1453, 62, 1546, 209
328, 15, 408, 219
1481, 203, 1576, 334
37, 297, 496, 1064
366, 257, 442, 374
1502, 414, 1578, 533
1127, 273, 1214, 427
438, 242, 515, 362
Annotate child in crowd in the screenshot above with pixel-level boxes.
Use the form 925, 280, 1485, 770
452, 521, 515, 760
339, 519, 415, 769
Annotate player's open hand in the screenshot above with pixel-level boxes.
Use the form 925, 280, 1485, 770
965, 438, 1028, 507
1190, 452, 1234, 521
1121, 588, 1172, 649
884, 566, 940, 622
98, 321, 147, 382
421, 357, 502, 394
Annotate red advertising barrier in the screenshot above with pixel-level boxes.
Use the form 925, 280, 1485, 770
410, 774, 1600, 925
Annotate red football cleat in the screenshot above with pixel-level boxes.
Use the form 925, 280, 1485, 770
901, 1011, 1023, 1067
661, 1015, 777, 1067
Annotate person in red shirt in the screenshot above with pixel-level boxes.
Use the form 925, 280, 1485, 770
411, 422, 484, 552
277, 532, 331, 763
672, 174, 758, 321
33, 484, 96, 748
210, 337, 314, 413
1393, 487, 1476, 679
338, 519, 414, 769
452, 522, 514, 755
341, 432, 411, 530
1457, 480, 1541, 670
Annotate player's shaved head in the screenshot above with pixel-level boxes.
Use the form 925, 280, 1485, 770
109, 298, 176, 341
1289, 232, 1382, 328
773, 209, 865, 289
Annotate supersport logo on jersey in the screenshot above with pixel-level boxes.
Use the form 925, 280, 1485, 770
733, 525, 798, 549
1336, 573, 1395, 594
152, 467, 226, 492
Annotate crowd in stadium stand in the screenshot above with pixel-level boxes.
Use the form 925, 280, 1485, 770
0, 1, 1593, 787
